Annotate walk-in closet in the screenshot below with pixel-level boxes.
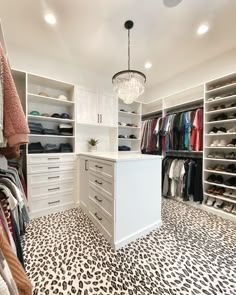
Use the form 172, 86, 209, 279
0, 1, 236, 294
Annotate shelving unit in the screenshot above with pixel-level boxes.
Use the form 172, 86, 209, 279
118, 99, 142, 152
27, 73, 76, 154
203, 73, 236, 220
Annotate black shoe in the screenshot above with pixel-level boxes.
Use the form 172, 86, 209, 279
213, 113, 228, 121
209, 127, 218, 134
215, 175, 224, 184
129, 134, 137, 139
207, 174, 216, 183
217, 127, 227, 133
225, 177, 236, 187
225, 164, 236, 173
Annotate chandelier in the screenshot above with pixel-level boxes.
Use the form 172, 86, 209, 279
112, 20, 146, 104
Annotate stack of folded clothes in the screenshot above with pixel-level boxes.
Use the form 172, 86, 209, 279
58, 124, 73, 136
28, 122, 43, 134
44, 144, 59, 153
59, 143, 73, 153
42, 128, 60, 135
118, 145, 131, 151
28, 142, 44, 153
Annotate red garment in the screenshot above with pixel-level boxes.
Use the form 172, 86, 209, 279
0, 209, 10, 244
190, 109, 203, 151
148, 119, 157, 152
0, 192, 14, 236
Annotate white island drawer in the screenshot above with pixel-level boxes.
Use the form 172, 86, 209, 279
28, 154, 76, 164
88, 202, 113, 240
27, 162, 75, 174
89, 173, 113, 197
89, 186, 113, 218
89, 159, 114, 179
28, 171, 75, 186
30, 181, 74, 198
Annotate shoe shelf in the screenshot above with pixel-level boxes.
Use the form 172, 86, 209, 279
204, 169, 236, 176
118, 126, 141, 129
28, 93, 75, 106
204, 181, 236, 190
201, 204, 236, 221
204, 192, 236, 204
205, 158, 236, 162
205, 94, 236, 106
205, 82, 236, 96
205, 118, 236, 125
205, 147, 236, 149
205, 133, 236, 136
205, 106, 236, 115
118, 111, 141, 117
118, 138, 141, 141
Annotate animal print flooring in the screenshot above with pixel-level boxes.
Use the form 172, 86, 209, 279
22, 199, 236, 295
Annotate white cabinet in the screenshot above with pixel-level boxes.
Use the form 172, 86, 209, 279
77, 88, 98, 125
77, 88, 117, 127
79, 157, 89, 211
100, 94, 117, 127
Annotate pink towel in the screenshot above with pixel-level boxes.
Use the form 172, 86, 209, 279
0, 46, 29, 147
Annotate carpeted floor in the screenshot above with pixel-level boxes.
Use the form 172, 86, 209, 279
22, 199, 236, 295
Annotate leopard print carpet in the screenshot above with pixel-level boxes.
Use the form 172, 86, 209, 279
22, 199, 236, 295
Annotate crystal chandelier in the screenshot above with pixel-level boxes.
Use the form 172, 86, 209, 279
112, 20, 146, 104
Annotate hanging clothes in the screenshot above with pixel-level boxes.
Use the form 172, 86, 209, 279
0, 46, 29, 160
162, 157, 203, 202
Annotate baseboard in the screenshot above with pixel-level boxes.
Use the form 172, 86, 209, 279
114, 220, 162, 250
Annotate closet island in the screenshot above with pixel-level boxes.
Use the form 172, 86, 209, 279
78, 152, 162, 249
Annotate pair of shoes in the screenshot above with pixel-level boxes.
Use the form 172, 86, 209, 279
223, 189, 236, 198
210, 105, 226, 111
210, 139, 226, 147
213, 113, 228, 121
226, 138, 236, 147
207, 186, 225, 195
209, 127, 226, 134
206, 196, 215, 206
214, 199, 224, 209
223, 202, 234, 213
228, 113, 236, 119
207, 174, 224, 184
208, 152, 225, 159
225, 177, 236, 187
227, 127, 236, 133
225, 164, 236, 173
207, 165, 225, 171
225, 152, 236, 159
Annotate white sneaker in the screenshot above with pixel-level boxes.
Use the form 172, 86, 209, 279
218, 139, 226, 147
211, 140, 219, 147
227, 128, 236, 133
206, 197, 215, 206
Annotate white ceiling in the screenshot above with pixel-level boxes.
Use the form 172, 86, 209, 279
0, 0, 236, 88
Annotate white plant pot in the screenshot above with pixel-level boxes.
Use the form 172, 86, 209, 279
88, 145, 97, 152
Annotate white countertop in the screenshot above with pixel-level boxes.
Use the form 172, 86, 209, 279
78, 152, 162, 162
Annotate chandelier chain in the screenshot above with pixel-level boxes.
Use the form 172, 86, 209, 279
128, 29, 130, 71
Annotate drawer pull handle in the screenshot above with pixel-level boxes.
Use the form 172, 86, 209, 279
48, 176, 60, 180
95, 196, 102, 202
95, 165, 103, 169
95, 180, 103, 185
48, 166, 59, 169
48, 158, 60, 160
48, 200, 60, 205
95, 213, 102, 221
48, 187, 60, 191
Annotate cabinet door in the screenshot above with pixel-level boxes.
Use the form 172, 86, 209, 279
79, 158, 89, 212
99, 94, 118, 127
77, 88, 99, 125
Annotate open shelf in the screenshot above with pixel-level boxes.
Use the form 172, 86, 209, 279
118, 138, 140, 141
28, 93, 75, 106
204, 169, 236, 177
205, 82, 236, 95
205, 118, 236, 125
28, 115, 75, 124
205, 158, 236, 163
204, 181, 236, 190
29, 134, 75, 138
205, 133, 236, 136
204, 192, 236, 204
205, 146, 236, 149
205, 106, 236, 115
118, 126, 141, 129
205, 94, 236, 106
118, 111, 141, 117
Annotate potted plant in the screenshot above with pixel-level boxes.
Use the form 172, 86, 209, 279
87, 138, 99, 152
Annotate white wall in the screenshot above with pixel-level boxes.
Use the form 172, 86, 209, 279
141, 48, 236, 103
8, 46, 113, 93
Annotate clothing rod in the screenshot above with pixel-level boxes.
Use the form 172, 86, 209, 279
165, 151, 203, 159
142, 112, 162, 120
165, 104, 203, 115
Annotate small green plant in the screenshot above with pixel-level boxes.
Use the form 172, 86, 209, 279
87, 138, 99, 146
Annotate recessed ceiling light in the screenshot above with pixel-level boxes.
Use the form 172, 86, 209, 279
197, 24, 209, 35
145, 62, 152, 69
44, 13, 57, 25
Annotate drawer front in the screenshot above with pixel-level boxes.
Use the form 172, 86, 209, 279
89, 186, 113, 218
89, 159, 114, 179
88, 201, 113, 239
31, 191, 75, 212
28, 154, 76, 165
89, 173, 113, 197
27, 162, 75, 174
28, 171, 75, 186
30, 181, 74, 198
